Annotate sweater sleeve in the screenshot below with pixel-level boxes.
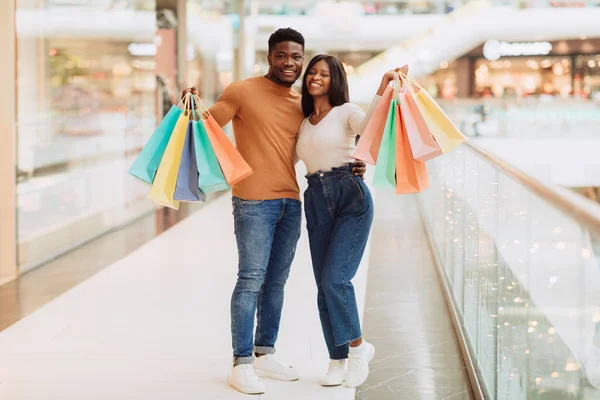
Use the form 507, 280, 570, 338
346, 95, 382, 135
204, 81, 243, 127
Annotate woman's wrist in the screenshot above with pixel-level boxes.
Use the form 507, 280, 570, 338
376, 77, 390, 96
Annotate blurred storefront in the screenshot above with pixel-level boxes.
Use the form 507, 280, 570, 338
458, 38, 600, 99
10, 0, 233, 273
15, 1, 159, 271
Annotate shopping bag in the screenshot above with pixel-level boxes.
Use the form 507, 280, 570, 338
353, 85, 394, 165
128, 105, 182, 184
372, 98, 398, 188
147, 102, 191, 210
174, 121, 206, 202
395, 102, 429, 194
398, 82, 442, 162
401, 72, 465, 153
195, 96, 253, 186
192, 119, 230, 193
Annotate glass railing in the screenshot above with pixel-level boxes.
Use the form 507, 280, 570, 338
418, 141, 600, 399
439, 100, 600, 138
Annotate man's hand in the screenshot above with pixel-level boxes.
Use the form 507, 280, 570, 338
352, 160, 367, 180
181, 87, 199, 110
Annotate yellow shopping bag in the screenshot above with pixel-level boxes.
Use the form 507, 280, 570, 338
401, 72, 465, 154
147, 100, 191, 210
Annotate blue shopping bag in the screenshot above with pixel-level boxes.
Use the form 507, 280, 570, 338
192, 119, 230, 193
174, 121, 206, 202
129, 105, 182, 184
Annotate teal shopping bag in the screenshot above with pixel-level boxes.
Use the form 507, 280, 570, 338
372, 99, 398, 188
129, 105, 182, 184
192, 119, 230, 193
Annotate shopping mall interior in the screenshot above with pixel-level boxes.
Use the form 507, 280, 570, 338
1, 0, 600, 399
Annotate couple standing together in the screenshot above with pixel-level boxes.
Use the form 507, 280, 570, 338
183, 28, 407, 395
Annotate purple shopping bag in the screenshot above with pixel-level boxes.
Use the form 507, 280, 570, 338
174, 121, 206, 202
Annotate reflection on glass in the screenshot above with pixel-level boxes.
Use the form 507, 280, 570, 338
419, 146, 600, 398
438, 99, 600, 139
16, 2, 157, 270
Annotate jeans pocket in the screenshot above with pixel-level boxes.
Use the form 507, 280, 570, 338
349, 176, 364, 202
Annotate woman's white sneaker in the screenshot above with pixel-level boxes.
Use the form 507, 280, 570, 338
321, 359, 347, 387
253, 354, 300, 381
344, 341, 375, 388
228, 364, 266, 394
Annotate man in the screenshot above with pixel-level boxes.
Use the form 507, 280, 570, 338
183, 28, 366, 395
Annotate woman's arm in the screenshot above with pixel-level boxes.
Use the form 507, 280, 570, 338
347, 96, 381, 136
349, 65, 409, 135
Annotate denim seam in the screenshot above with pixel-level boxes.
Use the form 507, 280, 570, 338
341, 210, 364, 347
350, 176, 365, 205
255, 286, 263, 349
279, 198, 285, 221
233, 356, 254, 366
253, 345, 276, 355
322, 179, 334, 218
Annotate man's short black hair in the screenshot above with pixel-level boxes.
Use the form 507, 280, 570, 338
268, 28, 305, 53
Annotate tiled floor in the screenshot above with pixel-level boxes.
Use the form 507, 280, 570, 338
0, 177, 365, 399
357, 192, 473, 400
0, 198, 217, 332
0, 213, 157, 332
0, 170, 470, 399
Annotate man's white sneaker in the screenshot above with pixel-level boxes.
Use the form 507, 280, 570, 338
253, 354, 299, 381
321, 359, 346, 387
228, 364, 265, 395
344, 341, 375, 388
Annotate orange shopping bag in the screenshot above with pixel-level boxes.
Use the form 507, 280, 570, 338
398, 81, 442, 162
197, 96, 253, 186
353, 85, 394, 165
395, 102, 429, 194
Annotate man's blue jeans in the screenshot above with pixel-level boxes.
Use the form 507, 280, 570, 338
304, 164, 374, 360
231, 197, 302, 365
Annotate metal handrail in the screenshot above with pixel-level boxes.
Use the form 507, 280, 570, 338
463, 140, 600, 236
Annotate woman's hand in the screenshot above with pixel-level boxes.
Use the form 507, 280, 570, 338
352, 160, 367, 180
377, 65, 409, 96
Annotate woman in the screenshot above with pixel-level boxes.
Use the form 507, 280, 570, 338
296, 55, 407, 388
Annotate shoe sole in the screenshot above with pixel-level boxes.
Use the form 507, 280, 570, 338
255, 369, 299, 381
321, 382, 344, 387
228, 381, 265, 395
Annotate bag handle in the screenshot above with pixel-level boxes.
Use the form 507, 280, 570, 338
188, 94, 200, 121
393, 72, 401, 102
177, 92, 191, 110
398, 70, 423, 93
178, 93, 200, 122
190, 94, 216, 122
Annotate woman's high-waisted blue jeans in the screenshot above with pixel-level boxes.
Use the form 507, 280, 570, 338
304, 164, 374, 360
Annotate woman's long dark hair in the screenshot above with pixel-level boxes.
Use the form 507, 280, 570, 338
301, 54, 349, 118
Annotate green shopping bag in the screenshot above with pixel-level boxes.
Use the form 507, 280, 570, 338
372, 98, 398, 188
192, 119, 230, 193
129, 105, 182, 185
